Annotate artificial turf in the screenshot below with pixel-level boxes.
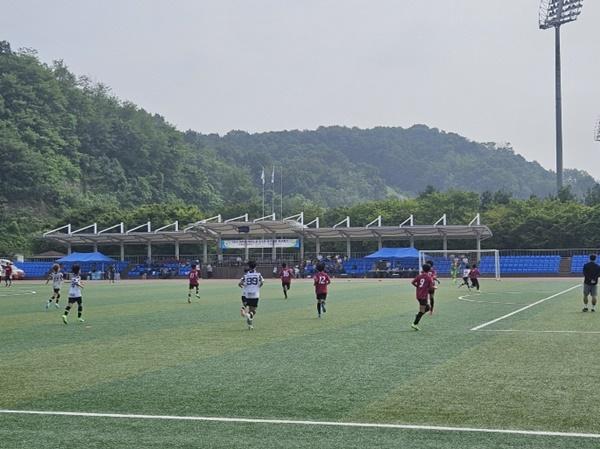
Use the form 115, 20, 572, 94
1, 277, 599, 448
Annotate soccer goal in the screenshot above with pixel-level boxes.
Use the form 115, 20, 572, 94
418, 249, 500, 280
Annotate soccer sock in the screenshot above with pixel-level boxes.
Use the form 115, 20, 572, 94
317, 303, 321, 314
64, 305, 71, 316
429, 298, 434, 311
77, 305, 83, 318
414, 312, 424, 325
425, 304, 431, 313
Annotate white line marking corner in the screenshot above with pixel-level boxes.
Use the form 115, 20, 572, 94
470, 285, 580, 331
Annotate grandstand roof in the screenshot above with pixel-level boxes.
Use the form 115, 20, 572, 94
42, 213, 492, 246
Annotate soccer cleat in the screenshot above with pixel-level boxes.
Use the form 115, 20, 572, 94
195, 293, 201, 299
246, 315, 253, 327
318, 314, 321, 318
55, 302, 60, 308
592, 308, 596, 312
78, 317, 85, 322
62, 315, 68, 325
411, 323, 420, 331
45, 302, 50, 310
187, 297, 191, 304
583, 307, 589, 312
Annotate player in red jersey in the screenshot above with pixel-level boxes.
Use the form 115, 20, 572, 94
3, 262, 13, 287
469, 264, 481, 291
410, 264, 433, 330
313, 262, 331, 318
187, 264, 200, 303
279, 262, 294, 299
425, 260, 440, 315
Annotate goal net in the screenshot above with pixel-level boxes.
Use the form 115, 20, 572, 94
418, 249, 500, 280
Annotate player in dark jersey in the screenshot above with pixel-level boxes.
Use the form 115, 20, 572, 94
3, 262, 13, 287
425, 260, 440, 315
187, 264, 200, 303
582, 254, 600, 312
411, 264, 433, 331
313, 263, 331, 318
469, 264, 481, 291
279, 262, 294, 299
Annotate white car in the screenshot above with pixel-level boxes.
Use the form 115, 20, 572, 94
0, 259, 25, 280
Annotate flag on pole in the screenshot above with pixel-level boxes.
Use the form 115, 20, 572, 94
260, 167, 265, 185
271, 166, 275, 184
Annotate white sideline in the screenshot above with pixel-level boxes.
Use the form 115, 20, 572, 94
470, 285, 580, 331
0, 409, 599, 439
479, 329, 600, 335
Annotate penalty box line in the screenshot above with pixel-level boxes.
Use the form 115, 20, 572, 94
470, 284, 580, 331
0, 409, 599, 439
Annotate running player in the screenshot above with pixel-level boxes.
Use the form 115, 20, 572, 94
313, 263, 331, 318
279, 262, 294, 299
3, 262, 13, 287
459, 265, 471, 289
450, 257, 460, 284
187, 264, 200, 303
62, 264, 84, 324
425, 260, 440, 314
238, 261, 263, 329
240, 267, 249, 317
469, 264, 481, 292
45, 263, 63, 309
411, 264, 433, 331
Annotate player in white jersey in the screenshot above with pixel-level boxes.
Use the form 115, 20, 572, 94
459, 265, 471, 289
45, 263, 64, 309
238, 261, 264, 329
62, 264, 85, 324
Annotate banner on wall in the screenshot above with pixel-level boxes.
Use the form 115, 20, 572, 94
220, 239, 300, 250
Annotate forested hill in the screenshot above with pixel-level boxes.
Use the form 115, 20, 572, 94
1, 41, 599, 254
186, 127, 596, 201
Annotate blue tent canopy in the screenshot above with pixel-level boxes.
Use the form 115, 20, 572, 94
364, 247, 420, 259
57, 251, 115, 263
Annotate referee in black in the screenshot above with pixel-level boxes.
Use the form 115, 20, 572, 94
582, 254, 600, 312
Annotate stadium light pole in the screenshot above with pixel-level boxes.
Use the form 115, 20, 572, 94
539, 0, 584, 193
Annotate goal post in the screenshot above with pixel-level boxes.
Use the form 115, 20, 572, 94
418, 249, 500, 280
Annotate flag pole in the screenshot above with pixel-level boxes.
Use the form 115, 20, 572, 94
271, 165, 275, 217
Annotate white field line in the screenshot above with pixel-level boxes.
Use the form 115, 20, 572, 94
458, 292, 520, 306
0, 409, 599, 439
478, 329, 600, 335
0, 290, 36, 297
470, 285, 580, 331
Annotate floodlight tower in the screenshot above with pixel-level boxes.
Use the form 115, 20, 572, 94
539, 0, 584, 193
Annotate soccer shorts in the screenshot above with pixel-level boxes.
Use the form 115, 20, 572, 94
244, 298, 259, 308
53, 288, 60, 294
584, 284, 598, 297
282, 282, 291, 289
68, 297, 82, 305
316, 293, 327, 301
241, 296, 247, 306
417, 298, 429, 307
189, 283, 199, 289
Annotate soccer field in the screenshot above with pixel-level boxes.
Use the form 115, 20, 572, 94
1, 277, 599, 449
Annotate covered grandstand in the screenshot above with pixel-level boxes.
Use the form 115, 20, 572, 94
41, 213, 492, 265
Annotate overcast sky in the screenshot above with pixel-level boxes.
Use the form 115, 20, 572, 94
3, 0, 600, 178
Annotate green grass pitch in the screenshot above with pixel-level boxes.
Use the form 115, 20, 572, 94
1, 277, 599, 448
